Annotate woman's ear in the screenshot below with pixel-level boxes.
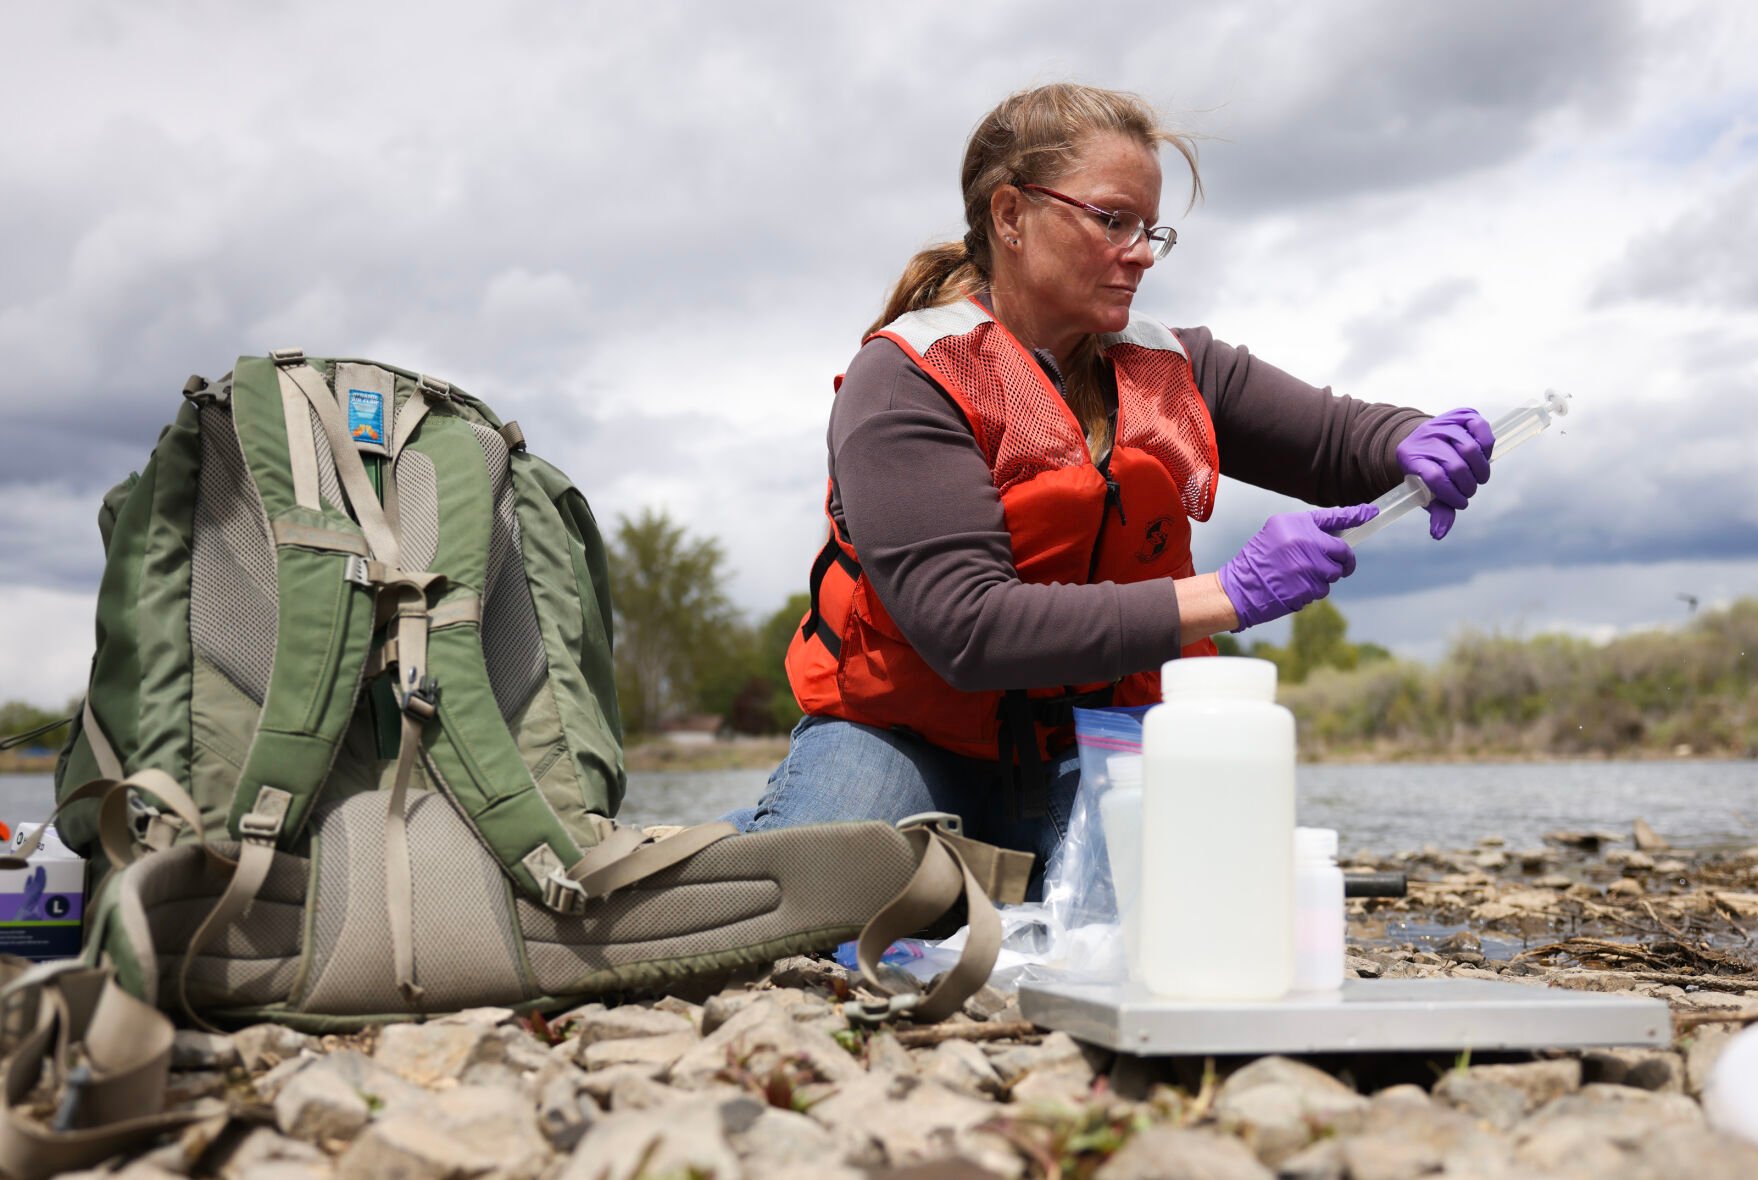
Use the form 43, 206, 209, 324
991, 183, 1027, 249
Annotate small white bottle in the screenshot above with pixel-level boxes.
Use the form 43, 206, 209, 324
1292, 827, 1346, 992
1139, 657, 1294, 1000
1098, 754, 1143, 977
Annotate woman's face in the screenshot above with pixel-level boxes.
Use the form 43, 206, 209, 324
1004, 133, 1164, 340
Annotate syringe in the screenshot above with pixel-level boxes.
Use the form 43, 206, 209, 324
1339, 390, 1571, 545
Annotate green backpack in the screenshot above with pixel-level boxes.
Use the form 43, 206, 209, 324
0, 351, 1025, 1177
56, 351, 624, 922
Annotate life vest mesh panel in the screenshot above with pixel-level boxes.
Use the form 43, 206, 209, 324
190, 405, 280, 703
921, 324, 1089, 497
1110, 343, 1218, 522
393, 448, 441, 572
467, 420, 550, 719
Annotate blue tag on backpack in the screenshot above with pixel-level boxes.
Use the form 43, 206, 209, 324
347, 388, 389, 455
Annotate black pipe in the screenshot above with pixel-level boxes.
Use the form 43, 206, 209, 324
1344, 871, 1407, 898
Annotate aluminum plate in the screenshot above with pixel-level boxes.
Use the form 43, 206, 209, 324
1017, 976, 1671, 1055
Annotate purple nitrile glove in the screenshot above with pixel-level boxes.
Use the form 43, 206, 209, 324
1218, 504, 1379, 631
1396, 407, 1495, 540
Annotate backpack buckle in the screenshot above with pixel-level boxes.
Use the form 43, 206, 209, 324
896, 811, 963, 838
416, 374, 452, 402
846, 992, 923, 1028
269, 348, 305, 367
542, 869, 587, 916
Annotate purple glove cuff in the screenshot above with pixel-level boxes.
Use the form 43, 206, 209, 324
1219, 505, 1378, 630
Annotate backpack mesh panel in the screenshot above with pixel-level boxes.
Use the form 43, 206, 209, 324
393, 448, 440, 573
123, 841, 307, 1009
299, 790, 526, 1014
190, 407, 279, 702
1110, 343, 1218, 521
306, 404, 346, 512
921, 323, 1090, 496
466, 422, 547, 718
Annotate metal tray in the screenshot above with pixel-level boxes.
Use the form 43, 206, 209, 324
1017, 976, 1671, 1055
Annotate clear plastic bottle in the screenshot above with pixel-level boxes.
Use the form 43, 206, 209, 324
1292, 827, 1346, 992
1098, 753, 1143, 977
1140, 657, 1294, 1000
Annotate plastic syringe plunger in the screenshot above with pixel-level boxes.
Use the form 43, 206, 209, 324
1339, 390, 1570, 545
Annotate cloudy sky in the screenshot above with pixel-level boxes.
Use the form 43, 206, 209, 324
3, 0, 1756, 708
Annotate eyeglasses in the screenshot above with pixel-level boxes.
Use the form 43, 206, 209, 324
1016, 183, 1178, 259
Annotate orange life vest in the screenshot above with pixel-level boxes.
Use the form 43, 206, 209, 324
786, 297, 1219, 783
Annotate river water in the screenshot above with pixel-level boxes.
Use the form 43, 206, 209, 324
6, 758, 1753, 854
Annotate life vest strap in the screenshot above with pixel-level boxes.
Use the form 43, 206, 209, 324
800, 534, 862, 660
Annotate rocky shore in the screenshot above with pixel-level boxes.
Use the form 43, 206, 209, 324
53, 825, 1758, 1179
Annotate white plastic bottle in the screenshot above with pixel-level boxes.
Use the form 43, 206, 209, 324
1139, 657, 1294, 1000
1292, 827, 1346, 992
1098, 753, 1143, 977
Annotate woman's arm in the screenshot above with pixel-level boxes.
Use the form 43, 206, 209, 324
1177, 327, 1428, 505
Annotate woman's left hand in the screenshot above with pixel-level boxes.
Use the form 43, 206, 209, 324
1396, 408, 1496, 539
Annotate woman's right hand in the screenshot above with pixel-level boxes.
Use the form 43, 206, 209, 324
1218, 505, 1379, 630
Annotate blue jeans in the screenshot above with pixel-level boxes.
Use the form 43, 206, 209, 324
723, 714, 1081, 901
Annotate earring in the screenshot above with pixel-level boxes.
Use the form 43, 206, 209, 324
1007, 237, 1019, 246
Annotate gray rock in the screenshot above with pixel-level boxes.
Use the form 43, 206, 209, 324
607, 1069, 689, 1111
1432, 1071, 1528, 1131
211, 1126, 331, 1180
769, 954, 850, 992
170, 1029, 239, 1072
866, 1031, 918, 1077
807, 1072, 996, 1167
725, 1104, 841, 1171
1581, 1048, 1685, 1093
299, 1049, 427, 1115
1272, 1138, 1345, 1180
335, 1113, 501, 1180
165, 1070, 228, 1106
651, 994, 704, 1027
560, 1094, 758, 1180
1622, 1123, 1758, 1180
961, 984, 1012, 1022
570, 1004, 694, 1046
579, 1029, 699, 1072
535, 1065, 595, 1152
1632, 818, 1669, 851
985, 1030, 1104, 1087
1686, 1023, 1740, 1096
1095, 1126, 1273, 1179
577, 1061, 668, 1107
1349, 1093, 1488, 1178
1460, 1057, 1582, 1110
232, 1023, 315, 1072
491, 1022, 561, 1073
1514, 1083, 1704, 1172
924, 1038, 1004, 1098
1212, 1056, 1367, 1166
274, 1064, 371, 1144
374, 1020, 504, 1087
423, 1083, 555, 1180
668, 1008, 865, 1091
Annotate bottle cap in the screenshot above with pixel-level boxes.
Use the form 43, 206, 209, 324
1160, 656, 1278, 701
1106, 753, 1143, 788
1295, 827, 1339, 860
